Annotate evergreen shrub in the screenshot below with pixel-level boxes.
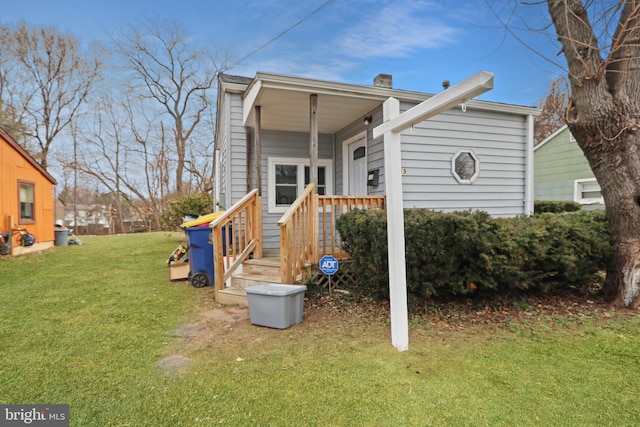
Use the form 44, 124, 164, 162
534, 200, 582, 213
335, 209, 611, 301
160, 193, 214, 230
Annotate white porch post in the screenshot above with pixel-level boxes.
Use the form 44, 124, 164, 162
382, 97, 409, 351
373, 71, 494, 352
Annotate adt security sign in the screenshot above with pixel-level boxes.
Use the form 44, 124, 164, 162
319, 255, 339, 275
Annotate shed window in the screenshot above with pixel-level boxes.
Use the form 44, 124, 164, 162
19, 180, 35, 223
452, 150, 479, 183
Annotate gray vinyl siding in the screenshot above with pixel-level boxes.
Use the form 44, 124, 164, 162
216, 93, 229, 209
227, 93, 248, 207
366, 111, 385, 196
398, 105, 528, 217
260, 130, 334, 249
335, 104, 528, 216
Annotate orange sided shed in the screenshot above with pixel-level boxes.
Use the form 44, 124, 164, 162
0, 127, 57, 255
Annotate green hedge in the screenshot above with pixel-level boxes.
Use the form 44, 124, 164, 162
534, 200, 582, 213
336, 209, 612, 301
160, 193, 214, 230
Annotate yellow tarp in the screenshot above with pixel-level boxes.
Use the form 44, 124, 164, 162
180, 211, 226, 228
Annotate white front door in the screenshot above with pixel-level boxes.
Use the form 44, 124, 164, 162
349, 138, 367, 195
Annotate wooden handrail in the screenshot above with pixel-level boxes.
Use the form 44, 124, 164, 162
211, 189, 263, 296
278, 184, 317, 284
278, 184, 385, 284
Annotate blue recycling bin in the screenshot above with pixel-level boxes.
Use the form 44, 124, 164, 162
183, 225, 229, 288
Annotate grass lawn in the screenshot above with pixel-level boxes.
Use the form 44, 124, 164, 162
1, 232, 639, 426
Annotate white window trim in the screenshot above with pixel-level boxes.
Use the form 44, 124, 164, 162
574, 178, 604, 205
451, 149, 480, 184
268, 157, 333, 213
569, 132, 576, 142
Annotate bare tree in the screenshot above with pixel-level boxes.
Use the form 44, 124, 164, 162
113, 19, 228, 195
69, 97, 129, 233
69, 93, 169, 232
534, 78, 569, 144
0, 23, 102, 169
540, 0, 640, 308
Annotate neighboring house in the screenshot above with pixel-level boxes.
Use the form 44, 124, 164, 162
215, 72, 539, 250
55, 198, 66, 224
0, 127, 57, 255
63, 204, 110, 234
534, 124, 604, 209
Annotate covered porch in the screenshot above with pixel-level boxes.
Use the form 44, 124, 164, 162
209, 185, 385, 305
226, 73, 420, 251
213, 74, 400, 303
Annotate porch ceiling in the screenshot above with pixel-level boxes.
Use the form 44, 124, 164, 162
245, 87, 382, 134
241, 73, 416, 134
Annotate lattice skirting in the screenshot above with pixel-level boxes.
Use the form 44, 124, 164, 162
306, 259, 358, 290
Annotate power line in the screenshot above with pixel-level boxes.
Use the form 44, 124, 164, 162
237, 0, 337, 63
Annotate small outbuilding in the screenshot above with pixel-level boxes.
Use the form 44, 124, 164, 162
0, 127, 57, 255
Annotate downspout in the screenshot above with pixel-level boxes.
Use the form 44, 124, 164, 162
524, 114, 535, 215
213, 149, 220, 212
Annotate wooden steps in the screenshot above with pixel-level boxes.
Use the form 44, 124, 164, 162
217, 256, 281, 306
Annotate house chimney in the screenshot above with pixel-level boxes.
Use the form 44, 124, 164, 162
373, 74, 392, 89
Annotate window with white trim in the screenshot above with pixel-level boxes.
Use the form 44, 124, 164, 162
451, 150, 479, 183
268, 157, 333, 213
18, 180, 35, 223
574, 178, 603, 204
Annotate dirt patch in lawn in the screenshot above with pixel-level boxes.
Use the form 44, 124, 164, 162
156, 355, 192, 377
160, 289, 637, 372
199, 305, 250, 323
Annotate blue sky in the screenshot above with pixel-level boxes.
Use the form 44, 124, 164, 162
1, 0, 566, 106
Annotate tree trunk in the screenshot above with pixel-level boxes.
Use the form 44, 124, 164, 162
547, 0, 640, 308
585, 126, 640, 308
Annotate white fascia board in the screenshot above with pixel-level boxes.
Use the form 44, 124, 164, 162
373, 71, 494, 139
254, 72, 401, 100
464, 99, 540, 116
242, 71, 538, 130
242, 80, 262, 127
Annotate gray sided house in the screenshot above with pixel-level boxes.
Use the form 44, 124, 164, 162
215, 72, 539, 250
534, 124, 604, 209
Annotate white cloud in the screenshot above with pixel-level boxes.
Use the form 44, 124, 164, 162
335, 1, 460, 59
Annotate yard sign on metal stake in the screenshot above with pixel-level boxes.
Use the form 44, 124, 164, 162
372, 71, 494, 352
319, 255, 339, 293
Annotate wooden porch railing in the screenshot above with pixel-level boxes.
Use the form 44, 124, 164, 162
278, 184, 318, 284
278, 184, 385, 284
317, 194, 386, 259
211, 189, 263, 295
